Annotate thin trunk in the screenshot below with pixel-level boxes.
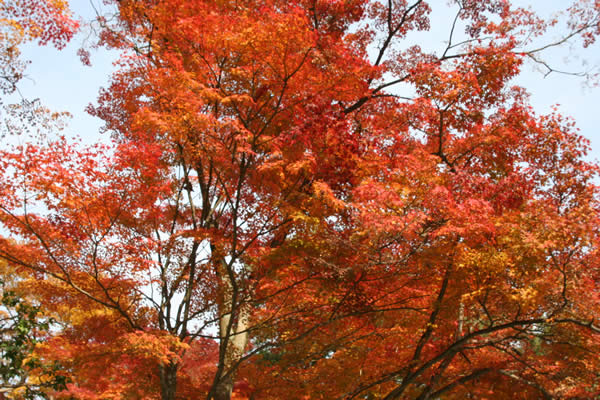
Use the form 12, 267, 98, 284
159, 362, 178, 400
213, 376, 235, 400
457, 301, 464, 339
211, 263, 250, 400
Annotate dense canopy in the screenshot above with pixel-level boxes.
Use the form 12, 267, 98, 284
0, 0, 600, 399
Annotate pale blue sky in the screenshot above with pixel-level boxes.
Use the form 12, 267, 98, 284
13, 0, 600, 161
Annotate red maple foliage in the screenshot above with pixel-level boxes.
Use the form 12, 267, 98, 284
1, 1, 600, 399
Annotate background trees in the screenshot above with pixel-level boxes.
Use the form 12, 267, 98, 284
0, 261, 68, 399
1, 0, 600, 399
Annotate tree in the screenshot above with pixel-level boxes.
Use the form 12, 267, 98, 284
0, 0, 78, 137
0, 2, 77, 398
1, 0, 600, 399
0, 262, 68, 399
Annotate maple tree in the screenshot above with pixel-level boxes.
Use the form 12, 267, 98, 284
1, 0, 600, 399
0, 2, 76, 398
0, 0, 78, 137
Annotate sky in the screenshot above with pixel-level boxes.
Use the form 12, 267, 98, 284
11, 0, 600, 162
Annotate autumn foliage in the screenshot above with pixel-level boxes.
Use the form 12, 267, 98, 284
1, 0, 600, 399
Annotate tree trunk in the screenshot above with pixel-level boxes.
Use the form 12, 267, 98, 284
213, 376, 235, 400
159, 362, 178, 400
210, 255, 251, 400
